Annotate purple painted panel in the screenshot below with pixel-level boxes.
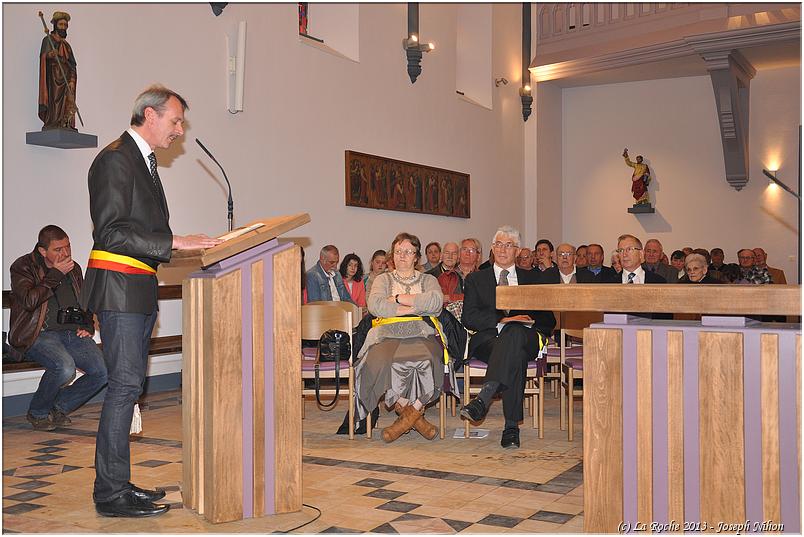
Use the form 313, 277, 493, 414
701, 316, 761, 328
241, 263, 254, 519
778, 333, 800, 533
188, 238, 281, 278
682, 327, 700, 522
742, 332, 762, 530
621, 325, 638, 528
652, 329, 669, 523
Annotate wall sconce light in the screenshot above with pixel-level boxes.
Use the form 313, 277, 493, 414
763, 163, 802, 283
209, 2, 227, 16
495, 77, 509, 87
520, 85, 533, 121
521, 3, 533, 122
763, 168, 800, 199
404, 3, 434, 83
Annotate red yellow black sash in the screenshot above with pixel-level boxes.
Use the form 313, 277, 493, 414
87, 250, 156, 276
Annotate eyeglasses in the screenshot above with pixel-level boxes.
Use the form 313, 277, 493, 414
615, 247, 642, 254
491, 241, 517, 250
557, 252, 574, 258
394, 249, 417, 257
442, 251, 458, 257
460, 247, 478, 253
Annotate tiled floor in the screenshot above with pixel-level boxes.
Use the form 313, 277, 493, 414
3, 387, 585, 533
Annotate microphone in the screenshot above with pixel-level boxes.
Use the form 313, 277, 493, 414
196, 138, 234, 232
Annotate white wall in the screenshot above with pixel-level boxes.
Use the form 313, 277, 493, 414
561, 66, 800, 281
3, 3, 527, 334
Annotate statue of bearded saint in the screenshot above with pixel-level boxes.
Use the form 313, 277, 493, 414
623, 148, 650, 205
38, 12, 78, 130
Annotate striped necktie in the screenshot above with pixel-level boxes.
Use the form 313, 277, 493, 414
148, 152, 159, 187
627, 272, 636, 284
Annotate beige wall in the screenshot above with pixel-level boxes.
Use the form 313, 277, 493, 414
3, 3, 527, 299
560, 66, 800, 282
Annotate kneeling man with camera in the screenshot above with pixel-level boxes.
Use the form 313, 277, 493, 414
9, 225, 107, 431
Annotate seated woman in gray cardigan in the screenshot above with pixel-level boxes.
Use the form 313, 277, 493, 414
354, 232, 445, 442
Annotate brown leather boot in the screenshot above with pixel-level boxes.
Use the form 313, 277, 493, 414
382, 404, 419, 442
412, 409, 438, 440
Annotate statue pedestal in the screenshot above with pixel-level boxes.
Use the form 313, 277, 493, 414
627, 203, 655, 214
26, 129, 97, 149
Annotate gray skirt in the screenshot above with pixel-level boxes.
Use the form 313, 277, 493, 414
355, 336, 443, 418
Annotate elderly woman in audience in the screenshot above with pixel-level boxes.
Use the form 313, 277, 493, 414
364, 249, 387, 296
339, 253, 367, 307
679, 253, 717, 284
355, 232, 445, 443
610, 250, 623, 274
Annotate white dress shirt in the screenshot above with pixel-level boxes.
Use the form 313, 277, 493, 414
127, 128, 153, 169
621, 265, 646, 284
560, 269, 576, 284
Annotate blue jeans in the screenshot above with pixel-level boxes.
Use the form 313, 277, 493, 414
25, 330, 108, 419
93, 310, 157, 503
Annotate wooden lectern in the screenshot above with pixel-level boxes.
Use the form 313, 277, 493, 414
168, 213, 310, 524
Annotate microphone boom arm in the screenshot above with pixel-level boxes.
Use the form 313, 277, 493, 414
196, 138, 234, 231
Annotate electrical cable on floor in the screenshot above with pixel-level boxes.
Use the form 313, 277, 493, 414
275, 503, 322, 534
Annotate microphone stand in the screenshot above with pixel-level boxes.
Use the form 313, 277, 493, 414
195, 138, 234, 231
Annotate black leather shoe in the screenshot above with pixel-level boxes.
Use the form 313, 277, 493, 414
130, 483, 166, 502
501, 427, 520, 449
95, 490, 170, 517
460, 398, 488, 423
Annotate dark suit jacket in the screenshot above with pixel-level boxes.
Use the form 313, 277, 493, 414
540, 266, 598, 284
600, 268, 666, 284
642, 263, 678, 283
462, 266, 556, 357
79, 131, 173, 314
578, 265, 619, 283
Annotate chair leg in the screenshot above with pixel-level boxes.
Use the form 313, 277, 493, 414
439, 392, 446, 440
568, 368, 574, 442
451, 394, 456, 417
538, 377, 544, 439
348, 367, 355, 440
560, 369, 566, 431
302, 379, 305, 419
464, 368, 471, 439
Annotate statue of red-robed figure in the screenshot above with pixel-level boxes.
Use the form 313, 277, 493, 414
38, 11, 80, 131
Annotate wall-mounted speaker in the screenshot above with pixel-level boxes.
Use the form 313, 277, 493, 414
226, 20, 246, 113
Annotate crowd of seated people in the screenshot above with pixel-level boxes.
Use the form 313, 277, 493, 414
301, 230, 792, 448
302, 236, 789, 308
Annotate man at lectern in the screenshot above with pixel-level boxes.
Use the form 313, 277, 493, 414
80, 85, 221, 518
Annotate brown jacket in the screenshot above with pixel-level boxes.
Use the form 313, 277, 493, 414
767, 266, 787, 285
8, 247, 90, 352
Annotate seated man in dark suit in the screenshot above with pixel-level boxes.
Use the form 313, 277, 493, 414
642, 239, 679, 282
460, 225, 556, 449
577, 243, 617, 283
602, 234, 666, 284
541, 243, 598, 284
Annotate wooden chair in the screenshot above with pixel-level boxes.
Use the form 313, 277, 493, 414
559, 328, 584, 441
462, 328, 545, 439
306, 300, 362, 329
300, 304, 360, 439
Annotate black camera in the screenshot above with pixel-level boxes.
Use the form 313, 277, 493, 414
57, 306, 92, 326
